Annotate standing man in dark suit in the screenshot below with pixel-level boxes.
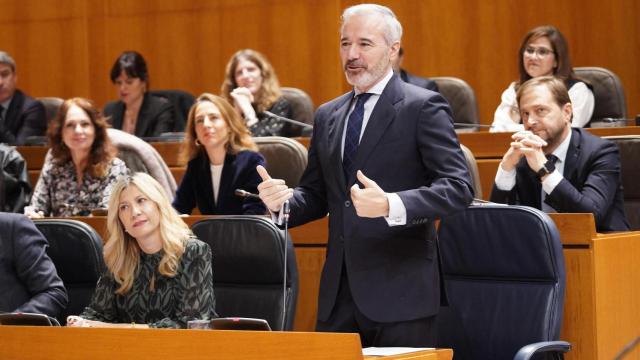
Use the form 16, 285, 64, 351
393, 47, 439, 92
490, 76, 629, 232
0, 212, 68, 318
257, 4, 473, 347
0, 51, 47, 145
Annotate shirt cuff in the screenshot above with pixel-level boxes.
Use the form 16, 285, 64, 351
270, 210, 284, 226
541, 170, 563, 194
495, 163, 517, 191
384, 193, 406, 226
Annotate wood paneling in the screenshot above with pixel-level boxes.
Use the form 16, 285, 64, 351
0, 0, 637, 125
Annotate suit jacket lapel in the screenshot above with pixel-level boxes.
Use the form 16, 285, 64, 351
216, 154, 235, 211
347, 76, 401, 185
562, 129, 581, 182
328, 92, 354, 191
198, 153, 216, 213
135, 94, 152, 137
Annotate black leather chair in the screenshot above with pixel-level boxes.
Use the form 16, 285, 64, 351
191, 216, 298, 331
603, 135, 640, 230
33, 219, 105, 325
281, 87, 315, 136
436, 205, 570, 359
254, 136, 308, 187
36, 97, 64, 123
574, 67, 627, 126
432, 76, 480, 132
149, 89, 195, 132
0, 143, 31, 213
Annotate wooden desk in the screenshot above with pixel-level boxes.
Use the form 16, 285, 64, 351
0, 327, 452, 360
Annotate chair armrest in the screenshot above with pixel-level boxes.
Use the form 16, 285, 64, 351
514, 341, 571, 360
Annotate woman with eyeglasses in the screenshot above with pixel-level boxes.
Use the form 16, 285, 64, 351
491, 25, 594, 132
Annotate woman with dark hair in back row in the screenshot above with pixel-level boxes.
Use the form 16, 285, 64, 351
491, 25, 594, 132
104, 51, 175, 138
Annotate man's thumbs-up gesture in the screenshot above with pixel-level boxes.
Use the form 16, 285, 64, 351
256, 165, 294, 212
350, 170, 390, 218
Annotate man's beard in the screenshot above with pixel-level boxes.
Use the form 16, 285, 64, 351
344, 53, 390, 90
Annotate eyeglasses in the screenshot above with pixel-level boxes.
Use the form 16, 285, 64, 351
524, 46, 554, 58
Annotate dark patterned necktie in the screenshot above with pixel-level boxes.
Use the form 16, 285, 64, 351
343, 93, 372, 180
541, 154, 559, 211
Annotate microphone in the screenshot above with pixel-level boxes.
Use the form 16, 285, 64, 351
263, 111, 313, 130
234, 189, 261, 201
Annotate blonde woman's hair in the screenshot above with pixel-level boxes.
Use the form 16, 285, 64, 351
105, 172, 193, 294
181, 93, 258, 163
221, 49, 282, 114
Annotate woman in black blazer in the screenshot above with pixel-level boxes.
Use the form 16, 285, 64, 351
172, 93, 266, 215
104, 51, 174, 138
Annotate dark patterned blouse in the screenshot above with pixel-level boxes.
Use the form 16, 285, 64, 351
25, 156, 129, 217
80, 238, 217, 328
250, 97, 294, 137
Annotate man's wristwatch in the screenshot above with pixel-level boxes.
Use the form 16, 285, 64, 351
536, 159, 556, 180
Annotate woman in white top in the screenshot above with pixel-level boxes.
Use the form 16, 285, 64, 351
171, 93, 266, 215
491, 25, 594, 132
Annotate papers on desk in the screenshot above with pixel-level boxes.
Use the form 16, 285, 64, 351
362, 347, 435, 356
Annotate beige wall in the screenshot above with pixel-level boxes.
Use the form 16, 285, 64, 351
1, 0, 638, 125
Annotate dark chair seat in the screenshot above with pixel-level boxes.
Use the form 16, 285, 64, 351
254, 136, 308, 187
191, 215, 298, 331
33, 219, 105, 325
437, 205, 570, 359
574, 67, 627, 126
432, 77, 480, 133
603, 135, 640, 230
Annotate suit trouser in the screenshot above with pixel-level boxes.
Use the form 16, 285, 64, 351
316, 261, 437, 347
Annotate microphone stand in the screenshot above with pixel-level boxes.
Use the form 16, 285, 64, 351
263, 111, 314, 130
280, 200, 290, 331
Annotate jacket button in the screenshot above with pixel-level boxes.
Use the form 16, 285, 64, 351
344, 200, 351, 207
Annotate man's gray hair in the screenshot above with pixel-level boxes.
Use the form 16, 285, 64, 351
341, 4, 403, 46
0, 51, 16, 73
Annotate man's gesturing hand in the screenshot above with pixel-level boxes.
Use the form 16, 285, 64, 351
350, 170, 390, 218
256, 165, 293, 212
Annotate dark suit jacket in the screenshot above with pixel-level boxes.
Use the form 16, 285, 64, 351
490, 128, 629, 232
0, 213, 68, 317
289, 74, 473, 323
399, 69, 439, 93
173, 150, 267, 215
104, 93, 175, 138
0, 89, 47, 145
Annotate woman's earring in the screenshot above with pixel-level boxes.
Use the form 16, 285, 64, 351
195, 139, 202, 146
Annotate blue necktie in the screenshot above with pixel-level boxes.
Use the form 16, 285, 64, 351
343, 93, 372, 180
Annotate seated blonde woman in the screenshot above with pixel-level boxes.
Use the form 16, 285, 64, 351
67, 172, 216, 328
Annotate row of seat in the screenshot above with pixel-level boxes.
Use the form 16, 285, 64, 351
33, 67, 628, 139
33, 86, 316, 140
